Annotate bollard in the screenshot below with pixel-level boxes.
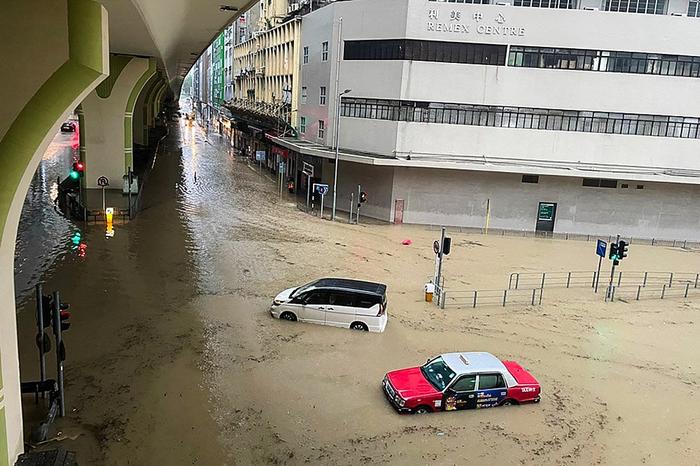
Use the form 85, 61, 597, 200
643, 272, 648, 287
440, 291, 446, 309
636, 285, 641, 300
531, 288, 536, 306
540, 273, 546, 289
669, 273, 674, 287
651, 238, 655, 246
617, 271, 622, 287
695, 273, 699, 289
566, 272, 571, 288
661, 284, 666, 299
515, 274, 520, 290
539, 288, 543, 305
503, 290, 507, 307
685, 283, 690, 298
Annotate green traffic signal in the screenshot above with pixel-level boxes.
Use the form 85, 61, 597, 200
69, 170, 80, 180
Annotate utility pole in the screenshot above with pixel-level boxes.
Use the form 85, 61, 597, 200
331, 17, 348, 221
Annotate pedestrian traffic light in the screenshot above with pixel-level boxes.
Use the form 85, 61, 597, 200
618, 240, 629, 260
360, 191, 367, 203
608, 242, 619, 261
70, 161, 84, 180
442, 237, 452, 255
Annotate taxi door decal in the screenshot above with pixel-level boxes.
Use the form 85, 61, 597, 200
475, 389, 507, 409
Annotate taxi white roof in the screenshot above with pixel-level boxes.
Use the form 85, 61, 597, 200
442, 352, 508, 375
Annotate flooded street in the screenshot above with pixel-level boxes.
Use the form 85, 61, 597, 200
14, 129, 80, 307
15, 121, 700, 465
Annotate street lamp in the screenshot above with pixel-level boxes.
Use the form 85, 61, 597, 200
331, 88, 351, 220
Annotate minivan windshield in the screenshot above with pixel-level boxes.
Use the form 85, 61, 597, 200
420, 357, 456, 391
291, 280, 319, 297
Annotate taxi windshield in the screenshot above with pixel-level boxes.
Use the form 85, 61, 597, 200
421, 357, 456, 391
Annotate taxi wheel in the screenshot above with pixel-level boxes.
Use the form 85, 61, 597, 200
280, 312, 297, 322
350, 322, 368, 331
502, 399, 517, 406
414, 406, 430, 414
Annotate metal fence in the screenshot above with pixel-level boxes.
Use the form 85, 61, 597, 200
607, 282, 700, 302
426, 225, 700, 249
436, 285, 543, 309
508, 271, 596, 290
508, 270, 700, 290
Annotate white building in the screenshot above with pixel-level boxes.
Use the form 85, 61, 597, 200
269, 0, 700, 240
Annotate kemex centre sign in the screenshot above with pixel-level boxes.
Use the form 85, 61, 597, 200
426, 8, 526, 37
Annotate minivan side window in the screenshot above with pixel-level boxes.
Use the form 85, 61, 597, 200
478, 373, 505, 390
305, 291, 329, 305
356, 295, 379, 308
329, 292, 355, 307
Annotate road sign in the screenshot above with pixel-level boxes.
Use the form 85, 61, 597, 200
314, 183, 329, 196
255, 150, 266, 162
433, 240, 440, 255
279, 161, 286, 174
538, 203, 555, 221
97, 176, 109, 187
302, 161, 314, 177
596, 239, 607, 258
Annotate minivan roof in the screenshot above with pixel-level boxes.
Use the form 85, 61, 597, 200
314, 278, 387, 296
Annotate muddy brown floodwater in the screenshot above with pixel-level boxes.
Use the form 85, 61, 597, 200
16, 121, 700, 465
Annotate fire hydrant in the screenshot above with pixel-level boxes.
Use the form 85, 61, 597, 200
424, 282, 435, 303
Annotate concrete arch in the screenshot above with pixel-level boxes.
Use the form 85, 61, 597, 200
133, 72, 163, 146
0, 1, 109, 464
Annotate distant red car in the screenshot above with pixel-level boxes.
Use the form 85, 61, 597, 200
382, 352, 541, 414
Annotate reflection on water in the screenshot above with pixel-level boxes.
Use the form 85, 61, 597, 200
14, 131, 80, 307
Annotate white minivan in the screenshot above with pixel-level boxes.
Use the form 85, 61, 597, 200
270, 278, 388, 332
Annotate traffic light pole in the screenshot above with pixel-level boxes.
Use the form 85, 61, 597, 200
607, 234, 620, 300
435, 227, 446, 300
52, 291, 65, 417
594, 255, 603, 293
356, 184, 362, 224
36, 284, 46, 397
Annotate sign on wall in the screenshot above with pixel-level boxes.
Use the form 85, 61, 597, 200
426, 8, 526, 37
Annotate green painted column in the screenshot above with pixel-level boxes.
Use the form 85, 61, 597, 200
133, 73, 161, 147
0, 1, 108, 464
80, 55, 155, 190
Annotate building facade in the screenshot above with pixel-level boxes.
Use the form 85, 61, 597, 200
268, 0, 700, 240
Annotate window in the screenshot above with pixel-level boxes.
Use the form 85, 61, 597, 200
318, 120, 325, 138
421, 357, 457, 391
522, 175, 539, 183
356, 296, 380, 308
604, 0, 667, 14
329, 292, 355, 307
339, 97, 700, 141
583, 178, 618, 188
319, 86, 327, 105
637, 184, 645, 189
301, 86, 308, 104
344, 39, 507, 66
322, 41, 329, 61
303, 46, 309, 64
304, 291, 329, 305
514, 0, 574, 7
690, 0, 700, 16
478, 374, 506, 390
451, 375, 477, 392
300, 116, 306, 134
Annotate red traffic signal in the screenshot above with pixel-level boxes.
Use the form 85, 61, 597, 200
360, 191, 367, 203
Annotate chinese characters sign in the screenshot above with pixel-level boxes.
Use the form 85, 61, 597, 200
426, 8, 526, 37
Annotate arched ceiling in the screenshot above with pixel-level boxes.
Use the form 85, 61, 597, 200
98, 0, 256, 91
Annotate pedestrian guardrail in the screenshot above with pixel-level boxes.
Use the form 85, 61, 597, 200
607, 283, 699, 302
508, 270, 700, 290
436, 286, 543, 309
508, 271, 596, 290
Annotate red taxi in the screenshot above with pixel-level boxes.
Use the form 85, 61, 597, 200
382, 352, 540, 414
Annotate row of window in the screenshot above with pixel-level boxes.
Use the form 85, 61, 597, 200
509, 46, 700, 77
342, 39, 700, 79
301, 86, 327, 106
340, 97, 700, 139
522, 176, 644, 189
344, 40, 507, 65
299, 116, 325, 139
428, 0, 669, 14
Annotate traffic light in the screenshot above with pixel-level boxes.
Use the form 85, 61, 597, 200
360, 191, 367, 203
41, 295, 53, 328
608, 242, 619, 261
59, 307, 71, 332
618, 240, 629, 260
70, 161, 84, 180
442, 237, 452, 255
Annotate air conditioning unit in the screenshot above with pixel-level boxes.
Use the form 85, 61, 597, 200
671, 12, 687, 15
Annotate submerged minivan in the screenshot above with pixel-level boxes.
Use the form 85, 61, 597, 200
270, 278, 388, 332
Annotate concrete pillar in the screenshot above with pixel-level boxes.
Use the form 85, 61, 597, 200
145, 80, 167, 136
80, 55, 155, 190
135, 74, 164, 146
0, 1, 108, 464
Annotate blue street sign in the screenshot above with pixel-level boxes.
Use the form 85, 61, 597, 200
315, 184, 329, 196
596, 239, 607, 258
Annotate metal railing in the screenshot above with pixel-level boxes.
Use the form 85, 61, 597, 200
437, 286, 543, 309
509, 270, 700, 290
426, 225, 700, 249
607, 283, 699, 302
508, 271, 596, 290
